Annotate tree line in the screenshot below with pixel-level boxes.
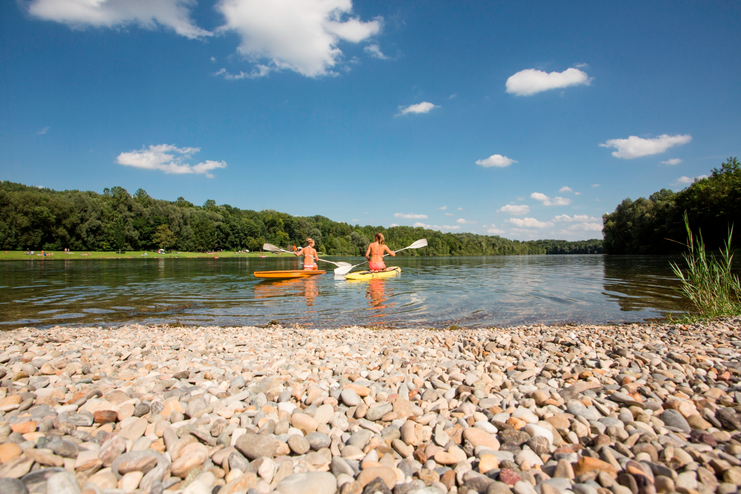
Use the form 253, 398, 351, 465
0, 181, 600, 255
602, 157, 741, 254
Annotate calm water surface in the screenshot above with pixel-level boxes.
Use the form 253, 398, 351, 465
0, 255, 689, 328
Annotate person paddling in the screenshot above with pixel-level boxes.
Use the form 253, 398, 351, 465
295, 238, 321, 270
365, 233, 395, 272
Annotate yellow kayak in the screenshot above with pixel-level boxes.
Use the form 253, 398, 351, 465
254, 270, 325, 279
344, 266, 401, 280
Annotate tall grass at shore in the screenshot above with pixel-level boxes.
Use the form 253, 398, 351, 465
670, 213, 741, 318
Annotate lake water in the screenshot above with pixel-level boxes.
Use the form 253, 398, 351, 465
0, 255, 689, 329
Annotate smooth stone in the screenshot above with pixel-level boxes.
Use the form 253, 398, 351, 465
235, 433, 277, 460
341, 389, 361, 407
275, 471, 338, 494
45, 471, 80, 494
0, 478, 28, 494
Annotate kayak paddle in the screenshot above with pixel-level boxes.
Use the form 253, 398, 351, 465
262, 243, 352, 269
334, 238, 428, 276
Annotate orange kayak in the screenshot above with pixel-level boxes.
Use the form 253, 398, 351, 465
253, 270, 326, 279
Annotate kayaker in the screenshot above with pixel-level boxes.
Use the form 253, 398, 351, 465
365, 233, 395, 272
295, 238, 321, 270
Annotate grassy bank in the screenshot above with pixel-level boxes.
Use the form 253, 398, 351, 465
0, 250, 306, 260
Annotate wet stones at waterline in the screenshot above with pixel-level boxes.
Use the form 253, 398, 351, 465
0, 319, 739, 493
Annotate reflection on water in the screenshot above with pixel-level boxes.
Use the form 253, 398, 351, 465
0, 255, 690, 329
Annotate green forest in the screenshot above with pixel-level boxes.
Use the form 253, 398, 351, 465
603, 157, 741, 254
0, 181, 601, 256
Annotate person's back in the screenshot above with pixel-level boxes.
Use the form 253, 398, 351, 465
366, 233, 394, 271
295, 238, 320, 270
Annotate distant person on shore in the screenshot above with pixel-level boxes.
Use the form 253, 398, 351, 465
365, 233, 395, 272
295, 238, 321, 270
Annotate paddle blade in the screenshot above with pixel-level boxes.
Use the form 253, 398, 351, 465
408, 239, 428, 249
335, 262, 352, 268
262, 243, 281, 252
334, 265, 353, 276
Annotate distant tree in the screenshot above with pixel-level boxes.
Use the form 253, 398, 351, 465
153, 225, 176, 250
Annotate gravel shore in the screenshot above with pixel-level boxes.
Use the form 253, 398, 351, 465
1, 319, 740, 494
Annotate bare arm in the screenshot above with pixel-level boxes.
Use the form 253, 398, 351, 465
365, 245, 372, 260
385, 245, 395, 256
295, 247, 303, 257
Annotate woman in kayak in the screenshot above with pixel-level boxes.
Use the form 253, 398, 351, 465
365, 233, 395, 272
295, 238, 321, 270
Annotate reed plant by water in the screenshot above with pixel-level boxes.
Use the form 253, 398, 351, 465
670, 213, 741, 318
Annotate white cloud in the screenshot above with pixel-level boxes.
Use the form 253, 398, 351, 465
475, 154, 516, 168
37, 127, 50, 135
413, 222, 460, 231
559, 186, 573, 193
673, 175, 708, 186
457, 207, 463, 211
498, 204, 530, 215
445, 213, 453, 216
215, 65, 274, 80
389, 223, 399, 227
661, 158, 682, 166
552, 214, 600, 223
456, 218, 476, 224
397, 102, 437, 116
574, 192, 582, 195
116, 144, 227, 178
210, 57, 217, 63
565, 222, 603, 232
530, 192, 571, 206
449, 94, 457, 99
506, 67, 591, 96
486, 225, 505, 234
394, 213, 427, 219
27, 0, 211, 39
439, 206, 447, 210
591, 184, 600, 187
600, 134, 692, 159
364, 44, 387, 60
506, 217, 554, 228
217, 0, 381, 78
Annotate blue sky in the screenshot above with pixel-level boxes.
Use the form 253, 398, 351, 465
1, 0, 739, 240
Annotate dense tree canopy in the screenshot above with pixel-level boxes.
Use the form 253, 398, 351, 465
602, 157, 741, 254
0, 181, 599, 255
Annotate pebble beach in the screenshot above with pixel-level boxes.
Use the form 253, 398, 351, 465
0, 319, 740, 494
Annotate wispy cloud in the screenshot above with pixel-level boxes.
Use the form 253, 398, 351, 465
397, 102, 438, 116
439, 206, 447, 210
485, 224, 505, 234
27, 0, 211, 39
591, 184, 600, 188
413, 222, 460, 231
37, 126, 50, 135
553, 214, 600, 223
530, 192, 571, 206
673, 175, 708, 186
456, 218, 476, 224
215, 66, 273, 80
217, 0, 381, 78
506, 217, 554, 228
364, 44, 388, 60
506, 67, 591, 96
116, 144, 226, 178
559, 186, 573, 193
498, 204, 530, 215
475, 154, 516, 168
394, 212, 427, 219
661, 158, 682, 166
600, 134, 692, 159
